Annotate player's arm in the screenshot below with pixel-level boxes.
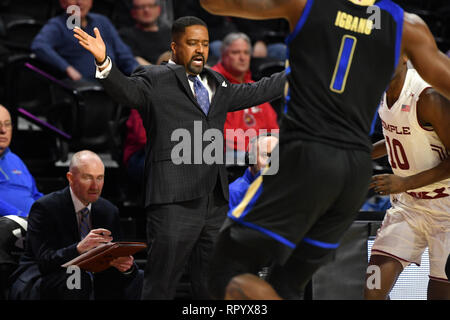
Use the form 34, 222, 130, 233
199, 0, 305, 31
403, 89, 450, 189
371, 139, 387, 159
402, 13, 450, 100
371, 90, 450, 195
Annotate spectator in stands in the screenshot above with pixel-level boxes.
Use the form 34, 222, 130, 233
173, 0, 238, 61
31, 0, 138, 81
229, 133, 279, 209
0, 104, 43, 217
119, 0, 171, 65
155, 50, 172, 65
121, 49, 171, 186
123, 109, 146, 185
231, 18, 289, 61
0, 104, 42, 299
9, 150, 143, 300
211, 33, 279, 178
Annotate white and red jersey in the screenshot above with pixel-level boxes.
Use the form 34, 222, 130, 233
378, 69, 450, 199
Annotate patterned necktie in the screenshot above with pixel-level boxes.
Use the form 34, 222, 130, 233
188, 75, 210, 115
79, 207, 90, 240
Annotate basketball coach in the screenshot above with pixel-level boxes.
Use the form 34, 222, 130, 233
74, 16, 285, 299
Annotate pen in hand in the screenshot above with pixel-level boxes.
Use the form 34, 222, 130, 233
77, 228, 113, 254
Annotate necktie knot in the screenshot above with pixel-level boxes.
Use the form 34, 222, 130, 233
188, 74, 210, 115
80, 207, 89, 217
187, 74, 198, 82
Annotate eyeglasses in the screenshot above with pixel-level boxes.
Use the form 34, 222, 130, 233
133, 3, 159, 10
0, 121, 12, 130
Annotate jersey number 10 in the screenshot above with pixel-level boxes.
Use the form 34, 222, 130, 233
386, 136, 410, 170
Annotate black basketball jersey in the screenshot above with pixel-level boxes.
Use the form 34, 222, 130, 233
282, 0, 404, 152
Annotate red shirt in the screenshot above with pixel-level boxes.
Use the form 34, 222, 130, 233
123, 109, 146, 166
212, 62, 279, 151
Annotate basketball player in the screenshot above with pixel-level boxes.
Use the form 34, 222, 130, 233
200, 0, 450, 299
366, 56, 450, 300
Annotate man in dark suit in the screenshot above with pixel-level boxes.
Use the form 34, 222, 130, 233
74, 16, 285, 299
9, 150, 142, 300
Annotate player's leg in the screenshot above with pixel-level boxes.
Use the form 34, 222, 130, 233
427, 278, 450, 300
207, 224, 278, 299
212, 141, 370, 299
425, 206, 450, 300
209, 140, 306, 299
268, 242, 336, 299
364, 254, 404, 300
225, 273, 282, 300
268, 147, 373, 299
446, 254, 450, 279
365, 201, 426, 300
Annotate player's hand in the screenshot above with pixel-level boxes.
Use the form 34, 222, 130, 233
110, 255, 134, 273
370, 174, 409, 195
76, 228, 113, 254
73, 27, 106, 64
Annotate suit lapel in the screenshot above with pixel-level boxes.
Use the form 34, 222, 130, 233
166, 64, 203, 112
203, 68, 223, 115
167, 64, 223, 116
61, 187, 80, 241
91, 201, 104, 230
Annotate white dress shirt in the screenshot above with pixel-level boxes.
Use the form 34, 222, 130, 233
69, 187, 92, 233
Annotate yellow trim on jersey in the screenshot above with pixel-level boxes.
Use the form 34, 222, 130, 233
231, 175, 263, 219
231, 166, 269, 219
284, 59, 290, 98
330, 35, 357, 94
347, 0, 376, 6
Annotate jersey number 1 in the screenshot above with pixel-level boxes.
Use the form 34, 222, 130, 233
330, 35, 357, 94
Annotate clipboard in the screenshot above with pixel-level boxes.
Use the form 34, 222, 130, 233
62, 241, 147, 273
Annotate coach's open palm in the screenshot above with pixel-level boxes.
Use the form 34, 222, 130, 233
73, 27, 106, 64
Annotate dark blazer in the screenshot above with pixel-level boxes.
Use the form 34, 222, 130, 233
100, 63, 286, 206
9, 187, 121, 298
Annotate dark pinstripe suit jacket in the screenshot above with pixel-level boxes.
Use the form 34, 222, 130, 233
100, 63, 285, 207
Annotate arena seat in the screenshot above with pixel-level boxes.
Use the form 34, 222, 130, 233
4, 54, 60, 120
51, 82, 122, 164
0, 16, 43, 53
0, 0, 57, 22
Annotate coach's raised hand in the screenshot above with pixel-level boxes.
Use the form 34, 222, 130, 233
73, 27, 107, 65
